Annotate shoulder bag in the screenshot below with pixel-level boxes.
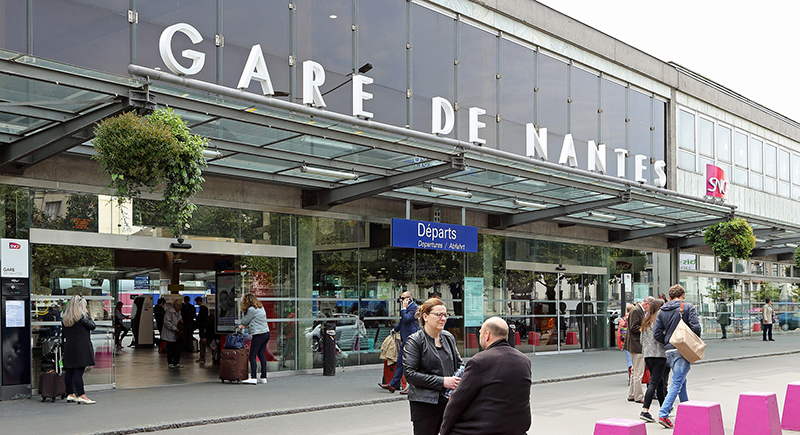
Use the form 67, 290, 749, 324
669, 302, 706, 363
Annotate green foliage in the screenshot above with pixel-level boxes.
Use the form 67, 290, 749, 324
707, 280, 740, 302
31, 245, 113, 293
754, 282, 781, 303
703, 218, 756, 269
93, 108, 208, 237
794, 246, 800, 269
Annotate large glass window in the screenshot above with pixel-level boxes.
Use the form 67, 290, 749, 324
779, 148, 790, 181
734, 131, 748, 168
458, 22, 497, 146
411, 4, 454, 134
601, 78, 626, 176
653, 99, 667, 165
678, 110, 695, 151
793, 153, 800, 185
570, 66, 599, 144
0, 1, 26, 53
296, 0, 353, 115
223, 1, 289, 93
358, 0, 406, 127
698, 117, 714, 157
716, 124, 731, 163
499, 38, 535, 156
33, 0, 129, 75
537, 53, 569, 160
751, 138, 763, 173
764, 143, 777, 178
628, 89, 652, 182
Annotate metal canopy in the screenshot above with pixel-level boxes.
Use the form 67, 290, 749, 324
4, 52, 800, 259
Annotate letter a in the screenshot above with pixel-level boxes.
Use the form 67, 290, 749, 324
237, 44, 275, 95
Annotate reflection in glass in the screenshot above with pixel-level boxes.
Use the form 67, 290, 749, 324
458, 22, 497, 146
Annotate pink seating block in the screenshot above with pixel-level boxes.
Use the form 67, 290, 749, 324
753, 322, 762, 332
565, 331, 578, 345
466, 333, 479, 349
593, 418, 647, 435
527, 332, 540, 346
734, 391, 781, 435
674, 401, 724, 435
782, 382, 800, 430
514, 331, 521, 345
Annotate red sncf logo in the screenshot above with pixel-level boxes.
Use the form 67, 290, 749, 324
8, 242, 20, 249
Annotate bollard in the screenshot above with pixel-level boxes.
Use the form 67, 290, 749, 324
466, 333, 479, 349
515, 331, 522, 346
753, 322, 762, 332
593, 418, 647, 435
673, 401, 724, 435
782, 382, 800, 431
734, 391, 781, 435
527, 332, 540, 346
322, 322, 336, 376
566, 331, 578, 345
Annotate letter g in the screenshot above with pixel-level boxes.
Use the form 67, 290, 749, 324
159, 23, 206, 76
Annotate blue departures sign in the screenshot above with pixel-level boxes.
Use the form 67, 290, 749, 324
391, 218, 478, 253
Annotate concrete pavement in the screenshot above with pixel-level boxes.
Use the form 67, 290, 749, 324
1, 334, 798, 435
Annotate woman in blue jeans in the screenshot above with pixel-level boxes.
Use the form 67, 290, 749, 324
238, 293, 270, 385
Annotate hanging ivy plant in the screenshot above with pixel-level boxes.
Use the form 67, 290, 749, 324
93, 108, 208, 237
703, 218, 756, 269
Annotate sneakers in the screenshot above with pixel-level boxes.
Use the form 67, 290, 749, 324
168, 364, 175, 369
658, 417, 674, 428
639, 411, 655, 423
170, 364, 183, 369
258, 378, 267, 384
242, 378, 258, 385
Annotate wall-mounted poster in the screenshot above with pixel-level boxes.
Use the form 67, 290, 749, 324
464, 277, 484, 327
215, 273, 238, 334
5, 300, 25, 327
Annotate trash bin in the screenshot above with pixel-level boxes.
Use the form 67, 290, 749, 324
508, 322, 517, 348
322, 322, 336, 376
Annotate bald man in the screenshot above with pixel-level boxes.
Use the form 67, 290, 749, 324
440, 317, 532, 435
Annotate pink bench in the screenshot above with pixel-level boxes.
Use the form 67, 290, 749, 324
466, 333, 478, 349
783, 382, 800, 431
527, 332, 540, 346
734, 391, 781, 435
674, 401, 724, 435
593, 418, 646, 435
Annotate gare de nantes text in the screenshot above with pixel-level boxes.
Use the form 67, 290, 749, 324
159, 23, 667, 188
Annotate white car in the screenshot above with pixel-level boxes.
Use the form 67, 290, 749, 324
305, 313, 368, 352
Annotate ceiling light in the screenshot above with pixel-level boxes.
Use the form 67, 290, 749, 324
642, 220, 667, 228
587, 211, 616, 221
786, 243, 798, 248
301, 165, 359, 180
755, 238, 766, 243
428, 186, 472, 198
202, 149, 222, 159
329, 14, 338, 19
513, 199, 547, 210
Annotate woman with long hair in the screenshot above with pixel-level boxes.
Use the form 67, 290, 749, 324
62, 295, 96, 404
238, 293, 270, 385
403, 298, 463, 435
639, 298, 668, 423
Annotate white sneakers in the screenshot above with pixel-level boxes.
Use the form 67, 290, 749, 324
242, 378, 258, 385
258, 378, 267, 384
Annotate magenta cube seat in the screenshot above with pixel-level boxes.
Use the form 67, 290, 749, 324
565, 331, 578, 345
593, 418, 646, 435
527, 332, 540, 346
674, 401, 724, 435
466, 333, 478, 349
734, 391, 781, 435
783, 382, 800, 431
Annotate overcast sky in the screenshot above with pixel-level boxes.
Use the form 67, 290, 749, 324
537, 1, 800, 122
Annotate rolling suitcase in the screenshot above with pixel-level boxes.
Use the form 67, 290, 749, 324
40, 342, 66, 402
219, 348, 248, 383
382, 360, 407, 389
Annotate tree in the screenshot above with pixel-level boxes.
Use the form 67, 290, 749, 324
707, 280, 741, 303
753, 282, 781, 303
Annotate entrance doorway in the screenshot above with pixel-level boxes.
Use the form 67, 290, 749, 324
505, 262, 609, 354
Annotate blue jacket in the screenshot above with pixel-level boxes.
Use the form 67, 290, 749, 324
653, 300, 701, 351
394, 301, 420, 342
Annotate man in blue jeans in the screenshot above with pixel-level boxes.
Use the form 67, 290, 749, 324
379, 292, 419, 394
653, 284, 701, 429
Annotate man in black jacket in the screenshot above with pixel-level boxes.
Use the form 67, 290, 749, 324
653, 284, 701, 429
440, 317, 531, 435
180, 296, 196, 352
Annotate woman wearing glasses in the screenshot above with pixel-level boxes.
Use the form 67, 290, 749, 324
403, 298, 463, 435
61, 295, 97, 404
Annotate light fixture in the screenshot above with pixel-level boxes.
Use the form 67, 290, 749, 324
329, 14, 338, 19
301, 165, 359, 180
786, 243, 799, 248
170, 238, 192, 249
642, 220, 667, 228
755, 238, 766, 243
428, 186, 472, 198
513, 199, 547, 210
587, 211, 617, 221
202, 149, 222, 159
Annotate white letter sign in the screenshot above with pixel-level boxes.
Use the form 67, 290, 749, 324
587, 141, 606, 174
159, 23, 206, 76
558, 134, 578, 167
302, 60, 326, 107
432, 97, 454, 135
352, 74, 374, 119
525, 124, 547, 160
237, 44, 275, 95
634, 154, 648, 183
468, 107, 487, 145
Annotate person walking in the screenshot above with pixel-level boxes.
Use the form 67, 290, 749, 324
162, 299, 184, 369
379, 291, 419, 394
762, 298, 775, 341
653, 284, 701, 428
639, 299, 669, 423
153, 298, 166, 344
439, 317, 531, 435
61, 295, 97, 404
113, 301, 129, 349
717, 297, 729, 339
618, 304, 633, 384
181, 295, 196, 352
403, 298, 463, 435
195, 297, 209, 362
624, 297, 651, 403
238, 293, 270, 385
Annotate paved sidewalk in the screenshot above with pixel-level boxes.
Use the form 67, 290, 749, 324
2, 334, 798, 435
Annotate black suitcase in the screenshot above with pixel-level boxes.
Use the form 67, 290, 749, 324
40, 341, 66, 402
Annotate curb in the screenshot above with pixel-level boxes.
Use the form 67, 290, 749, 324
89, 348, 800, 435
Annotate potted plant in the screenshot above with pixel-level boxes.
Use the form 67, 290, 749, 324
703, 218, 756, 269
92, 108, 208, 237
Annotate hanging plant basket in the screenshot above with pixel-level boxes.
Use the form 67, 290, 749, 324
703, 218, 756, 269
93, 108, 209, 237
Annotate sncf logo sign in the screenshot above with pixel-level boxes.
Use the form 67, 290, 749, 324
706, 164, 728, 199
8, 242, 20, 249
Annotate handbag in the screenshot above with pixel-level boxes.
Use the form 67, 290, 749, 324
224, 332, 246, 349
669, 302, 706, 363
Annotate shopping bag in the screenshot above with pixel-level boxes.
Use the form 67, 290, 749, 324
224, 332, 246, 349
669, 302, 706, 363
641, 367, 650, 384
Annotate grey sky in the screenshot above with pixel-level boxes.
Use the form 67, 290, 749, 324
537, 1, 800, 122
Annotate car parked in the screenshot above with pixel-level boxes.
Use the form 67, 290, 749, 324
778, 311, 800, 331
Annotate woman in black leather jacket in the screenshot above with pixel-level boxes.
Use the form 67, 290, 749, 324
403, 298, 463, 435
